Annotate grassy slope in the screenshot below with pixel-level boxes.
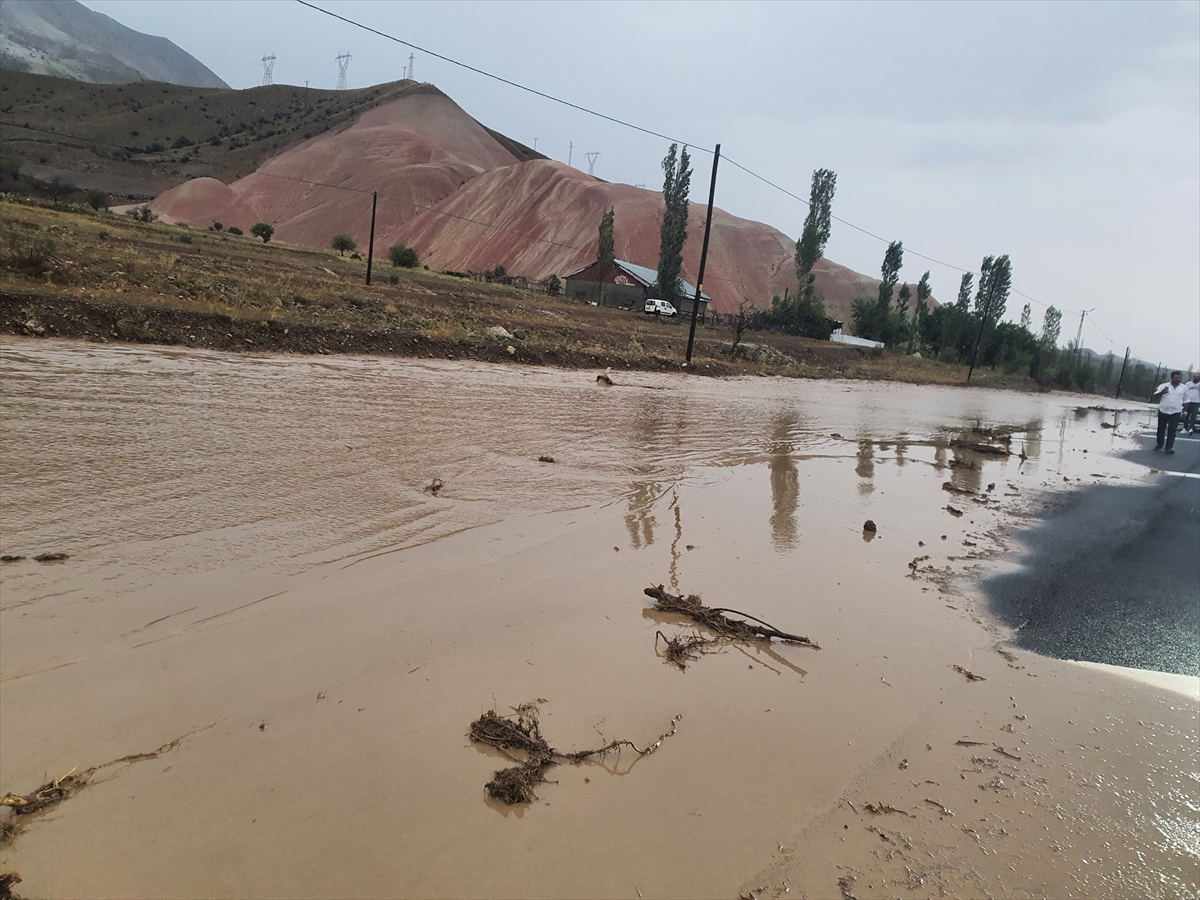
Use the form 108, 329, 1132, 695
0, 199, 1035, 386
0, 71, 539, 201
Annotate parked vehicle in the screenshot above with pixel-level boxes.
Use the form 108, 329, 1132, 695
644, 299, 678, 317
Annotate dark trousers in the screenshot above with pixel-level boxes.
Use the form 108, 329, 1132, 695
1157, 411, 1181, 450
1185, 402, 1199, 432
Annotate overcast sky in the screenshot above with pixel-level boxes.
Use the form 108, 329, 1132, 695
83, 0, 1200, 367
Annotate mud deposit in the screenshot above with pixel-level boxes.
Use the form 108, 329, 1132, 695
1, 338, 1196, 899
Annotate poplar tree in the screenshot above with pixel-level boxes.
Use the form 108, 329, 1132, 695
1019, 303, 1032, 332
967, 254, 1012, 380
911, 271, 931, 352
656, 143, 692, 305
795, 168, 837, 290
596, 207, 615, 305
955, 272, 973, 311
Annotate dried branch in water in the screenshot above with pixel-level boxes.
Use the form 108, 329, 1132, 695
863, 801, 911, 816
952, 664, 986, 682
644, 585, 819, 649
1, 736, 187, 846
655, 629, 723, 670
468, 702, 681, 805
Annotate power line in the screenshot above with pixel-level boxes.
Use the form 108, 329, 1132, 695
296, 0, 702, 150
288, 1, 1038, 301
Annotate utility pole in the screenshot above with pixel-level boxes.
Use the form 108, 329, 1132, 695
586, 151, 600, 176
568, 141, 573, 168
685, 144, 721, 367
261, 54, 276, 86
1114, 346, 1130, 399
364, 190, 377, 285
533, 138, 538, 152
1073, 308, 1094, 361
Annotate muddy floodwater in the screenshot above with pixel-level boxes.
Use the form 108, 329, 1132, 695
1, 339, 1196, 899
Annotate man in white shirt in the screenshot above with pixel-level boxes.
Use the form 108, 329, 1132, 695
1183, 372, 1200, 434
1152, 370, 1188, 453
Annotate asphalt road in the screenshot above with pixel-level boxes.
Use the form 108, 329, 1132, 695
984, 429, 1199, 676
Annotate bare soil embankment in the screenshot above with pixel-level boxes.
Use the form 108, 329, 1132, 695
0, 201, 1032, 387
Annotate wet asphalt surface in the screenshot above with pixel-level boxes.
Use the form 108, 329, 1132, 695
985, 429, 1200, 677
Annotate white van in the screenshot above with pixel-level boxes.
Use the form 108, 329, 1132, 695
644, 299, 678, 317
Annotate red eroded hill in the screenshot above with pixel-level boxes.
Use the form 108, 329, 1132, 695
148, 84, 522, 245
389, 159, 886, 322
145, 83, 894, 323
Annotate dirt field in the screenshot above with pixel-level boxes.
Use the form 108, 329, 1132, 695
0, 200, 1034, 387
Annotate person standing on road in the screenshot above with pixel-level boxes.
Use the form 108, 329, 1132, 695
1152, 370, 1188, 453
1183, 372, 1200, 434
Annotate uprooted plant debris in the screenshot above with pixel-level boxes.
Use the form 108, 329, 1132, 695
1, 735, 190, 847
645, 584, 819, 670
468, 701, 681, 804
1, 871, 22, 900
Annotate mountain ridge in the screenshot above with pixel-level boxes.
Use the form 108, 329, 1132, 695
0, 0, 228, 88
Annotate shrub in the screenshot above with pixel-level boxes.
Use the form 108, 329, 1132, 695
98, 230, 109, 241
172, 135, 194, 149
5, 232, 55, 275
227, 226, 243, 235
211, 222, 223, 232
176, 232, 192, 244
546, 273, 562, 296
85, 189, 108, 211
250, 222, 274, 243
127, 205, 157, 223
387, 273, 399, 285
388, 243, 419, 268
331, 233, 357, 256
350, 252, 362, 260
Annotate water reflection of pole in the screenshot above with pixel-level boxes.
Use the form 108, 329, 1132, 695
1114, 346, 1130, 399
685, 144, 721, 366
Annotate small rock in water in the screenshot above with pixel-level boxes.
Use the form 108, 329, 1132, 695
423, 478, 444, 496
34, 552, 69, 562
0, 554, 26, 563
862, 520, 877, 533
537, 456, 555, 463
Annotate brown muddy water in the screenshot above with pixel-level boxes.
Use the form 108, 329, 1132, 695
1, 338, 1196, 899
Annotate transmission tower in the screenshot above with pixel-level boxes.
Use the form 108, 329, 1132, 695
405, 53, 414, 80
586, 151, 600, 176
336, 52, 352, 90
261, 54, 276, 86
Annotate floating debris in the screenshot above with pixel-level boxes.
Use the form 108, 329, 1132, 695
945, 505, 964, 517
423, 478, 443, 496
862, 519, 877, 533
33, 552, 69, 562
1, 736, 188, 846
924, 798, 954, 817
596, 367, 614, 386
537, 455, 555, 463
863, 801, 911, 816
950, 440, 1010, 456
648, 585, 816, 648
942, 482, 975, 495
468, 701, 681, 804
952, 665, 986, 682
0, 555, 25, 563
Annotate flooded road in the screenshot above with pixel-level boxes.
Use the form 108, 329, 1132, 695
1, 339, 1195, 899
